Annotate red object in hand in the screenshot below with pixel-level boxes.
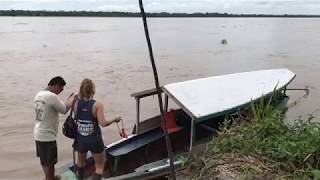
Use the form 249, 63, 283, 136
116, 120, 128, 139
120, 128, 128, 139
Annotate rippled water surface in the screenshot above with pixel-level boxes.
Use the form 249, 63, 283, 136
0, 17, 319, 179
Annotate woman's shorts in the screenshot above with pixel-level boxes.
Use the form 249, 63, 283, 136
74, 138, 104, 154
36, 141, 57, 166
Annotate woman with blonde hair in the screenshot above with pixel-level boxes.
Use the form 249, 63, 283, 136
74, 78, 121, 180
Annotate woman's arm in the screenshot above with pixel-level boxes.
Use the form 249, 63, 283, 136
95, 101, 121, 127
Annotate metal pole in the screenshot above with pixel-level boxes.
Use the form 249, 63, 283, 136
135, 98, 140, 134
189, 118, 195, 155
164, 94, 169, 112
138, 0, 176, 179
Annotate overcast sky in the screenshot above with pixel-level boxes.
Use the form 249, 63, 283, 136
0, 0, 319, 15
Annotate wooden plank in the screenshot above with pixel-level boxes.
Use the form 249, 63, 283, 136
131, 87, 163, 99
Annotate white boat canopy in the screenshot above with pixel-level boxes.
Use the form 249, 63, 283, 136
163, 68, 296, 120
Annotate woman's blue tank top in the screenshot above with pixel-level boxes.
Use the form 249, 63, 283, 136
75, 99, 101, 140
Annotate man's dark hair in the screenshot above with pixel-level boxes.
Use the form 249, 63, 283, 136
48, 76, 66, 87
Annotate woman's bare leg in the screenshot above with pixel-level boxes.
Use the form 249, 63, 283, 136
78, 152, 87, 167
92, 152, 105, 174
77, 152, 87, 180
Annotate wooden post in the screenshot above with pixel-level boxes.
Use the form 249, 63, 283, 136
138, 0, 176, 179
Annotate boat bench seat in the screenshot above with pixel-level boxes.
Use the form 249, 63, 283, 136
107, 109, 183, 158
106, 128, 165, 157
105, 128, 166, 174
105, 127, 183, 174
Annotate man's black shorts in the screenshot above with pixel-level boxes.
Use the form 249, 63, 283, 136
36, 141, 57, 166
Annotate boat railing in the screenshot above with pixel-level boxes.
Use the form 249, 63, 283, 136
131, 87, 163, 99
131, 87, 164, 134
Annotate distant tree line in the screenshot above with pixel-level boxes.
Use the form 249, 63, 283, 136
0, 10, 319, 17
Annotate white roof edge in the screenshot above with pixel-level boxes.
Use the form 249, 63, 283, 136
163, 68, 296, 119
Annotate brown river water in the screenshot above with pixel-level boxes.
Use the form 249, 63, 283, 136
0, 17, 319, 179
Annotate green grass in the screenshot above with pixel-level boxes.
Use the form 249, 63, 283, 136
188, 92, 320, 179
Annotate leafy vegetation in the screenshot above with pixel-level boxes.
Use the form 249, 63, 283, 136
187, 93, 320, 179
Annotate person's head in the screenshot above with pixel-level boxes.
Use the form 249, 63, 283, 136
79, 78, 95, 99
48, 76, 66, 95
